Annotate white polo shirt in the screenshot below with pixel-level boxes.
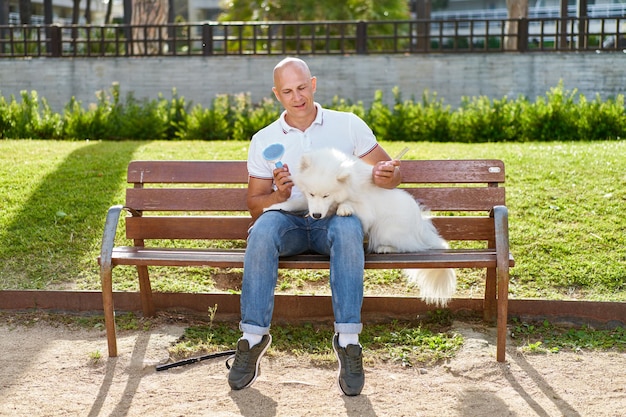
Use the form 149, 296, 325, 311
248, 102, 379, 200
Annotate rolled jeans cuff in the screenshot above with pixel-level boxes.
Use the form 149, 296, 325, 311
334, 322, 363, 335
239, 321, 270, 336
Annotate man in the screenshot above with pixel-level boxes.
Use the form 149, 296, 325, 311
227, 57, 401, 396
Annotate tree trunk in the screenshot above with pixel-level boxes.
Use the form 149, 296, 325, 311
19, 0, 32, 24
505, 0, 528, 51
84, 0, 92, 24
105, 0, 114, 24
131, 0, 168, 55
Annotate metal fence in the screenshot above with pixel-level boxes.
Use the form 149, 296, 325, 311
1, 17, 625, 58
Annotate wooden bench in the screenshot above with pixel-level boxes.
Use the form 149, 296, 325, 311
99, 159, 514, 361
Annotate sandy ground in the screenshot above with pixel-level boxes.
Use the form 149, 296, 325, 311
0, 319, 624, 417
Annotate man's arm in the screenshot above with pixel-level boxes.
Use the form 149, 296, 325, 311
247, 165, 294, 220
360, 145, 402, 189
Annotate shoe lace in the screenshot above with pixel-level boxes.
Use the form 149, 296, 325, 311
225, 350, 249, 370
344, 348, 363, 374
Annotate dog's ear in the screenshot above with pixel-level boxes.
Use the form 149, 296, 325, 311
336, 165, 351, 184
300, 153, 312, 172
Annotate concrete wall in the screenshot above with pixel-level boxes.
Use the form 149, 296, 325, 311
1, 54, 624, 113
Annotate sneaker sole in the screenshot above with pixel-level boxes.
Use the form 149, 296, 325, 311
332, 339, 344, 395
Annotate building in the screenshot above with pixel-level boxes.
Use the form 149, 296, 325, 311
3, 0, 625, 25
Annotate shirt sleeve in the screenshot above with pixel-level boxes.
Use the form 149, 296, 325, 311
247, 133, 273, 180
349, 112, 379, 158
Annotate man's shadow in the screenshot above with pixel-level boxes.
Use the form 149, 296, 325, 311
229, 388, 278, 416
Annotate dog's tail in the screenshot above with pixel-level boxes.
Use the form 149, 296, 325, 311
404, 268, 456, 307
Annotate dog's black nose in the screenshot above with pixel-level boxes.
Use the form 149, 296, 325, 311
312, 213, 322, 219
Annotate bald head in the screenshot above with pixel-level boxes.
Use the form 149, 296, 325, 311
273, 57, 312, 87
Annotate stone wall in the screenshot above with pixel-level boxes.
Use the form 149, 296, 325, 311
1, 53, 624, 112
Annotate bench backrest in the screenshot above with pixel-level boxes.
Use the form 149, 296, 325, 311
124, 160, 505, 243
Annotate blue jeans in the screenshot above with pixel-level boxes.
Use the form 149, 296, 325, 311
240, 210, 364, 336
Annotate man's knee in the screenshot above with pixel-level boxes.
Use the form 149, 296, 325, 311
329, 215, 364, 241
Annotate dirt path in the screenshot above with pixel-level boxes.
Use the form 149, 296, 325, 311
0, 320, 624, 417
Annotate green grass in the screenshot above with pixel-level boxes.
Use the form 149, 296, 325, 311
0, 139, 625, 303
511, 318, 626, 354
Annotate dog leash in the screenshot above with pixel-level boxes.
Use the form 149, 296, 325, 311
156, 350, 236, 371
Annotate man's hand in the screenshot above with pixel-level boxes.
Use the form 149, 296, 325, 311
372, 159, 401, 188
272, 163, 294, 199
247, 163, 295, 220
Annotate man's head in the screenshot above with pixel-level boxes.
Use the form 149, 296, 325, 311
272, 57, 317, 129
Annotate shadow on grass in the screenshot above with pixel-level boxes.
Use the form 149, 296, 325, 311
0, 140, 145, 289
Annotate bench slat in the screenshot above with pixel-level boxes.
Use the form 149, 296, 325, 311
127, 160, 505, 185
128, 160, 249, 184
110, 247, 514, 269
125, 216, 495, 241
124, 187, 504, 212
400, 159, 505, 183
407, 187, 505, 211
126, 216, 252, 240
126, 188, 249, 211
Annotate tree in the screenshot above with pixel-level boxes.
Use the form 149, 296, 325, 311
131, 0, 169, 54
19, 0, 32, 24
105, 0, 114, 23
218, 0, 410, 52
505, 0, 528, 50
218, 0, 410, 22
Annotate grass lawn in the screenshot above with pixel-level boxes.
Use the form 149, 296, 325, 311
1, 139, 624, 302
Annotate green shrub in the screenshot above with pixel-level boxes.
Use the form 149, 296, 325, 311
184, 95, 231, 140
2, 81, 625, 142
1, 91, 62, 139
576, 93, 626, 141
450, 95, 522, 143
519, 82, 583, 141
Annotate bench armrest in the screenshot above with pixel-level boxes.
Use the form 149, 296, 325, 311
99, 205, 125, 271
492, 205, 510, 271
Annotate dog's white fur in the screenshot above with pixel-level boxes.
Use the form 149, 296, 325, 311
267, 148, 456, 306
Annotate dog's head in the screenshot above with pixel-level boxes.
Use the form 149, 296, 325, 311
294, 149, 353, 219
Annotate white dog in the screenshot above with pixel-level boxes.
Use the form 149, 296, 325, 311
267, 148, 456, 306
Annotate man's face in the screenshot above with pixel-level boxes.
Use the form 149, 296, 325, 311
273, 64, 317, 122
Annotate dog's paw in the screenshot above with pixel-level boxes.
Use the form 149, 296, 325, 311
337, 203, 354, 216
373, 245, 398, 254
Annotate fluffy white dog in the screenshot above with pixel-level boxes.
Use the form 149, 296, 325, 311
267, 147, 456, 306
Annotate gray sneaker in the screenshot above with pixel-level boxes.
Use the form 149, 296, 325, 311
332, 333, 364, 396
227, 334, 272, 390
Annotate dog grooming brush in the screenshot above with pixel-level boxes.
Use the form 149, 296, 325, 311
263, 143, 285, 168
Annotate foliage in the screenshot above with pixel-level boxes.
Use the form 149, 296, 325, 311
511, 319, 626, 353
0, 91, 62, 139
217, 0, 410, 52
218, 0, 410, 22
172, 317, 461, 366
1, 82, 624, 142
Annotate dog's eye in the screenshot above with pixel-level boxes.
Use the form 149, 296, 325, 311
323, 194, 330, 199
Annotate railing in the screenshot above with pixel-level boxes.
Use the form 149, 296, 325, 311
1, 17, 625, 58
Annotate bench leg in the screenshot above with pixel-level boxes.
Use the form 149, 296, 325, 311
484, 267, 497, 322
496, 267, 509, 363
101, 266, 118, 357
137, 265, 155, 317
